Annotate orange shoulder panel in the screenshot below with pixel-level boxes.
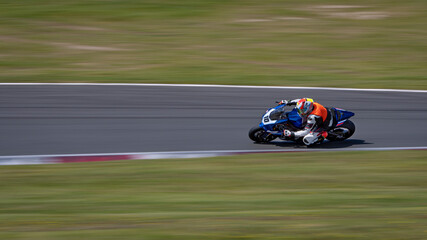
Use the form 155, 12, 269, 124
311, 103, 328, 121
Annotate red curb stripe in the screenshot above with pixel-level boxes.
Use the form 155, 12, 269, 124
55, 155, 133, 163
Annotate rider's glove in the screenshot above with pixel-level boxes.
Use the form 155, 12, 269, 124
277, 100, 288, 106
283, 129, 295, 140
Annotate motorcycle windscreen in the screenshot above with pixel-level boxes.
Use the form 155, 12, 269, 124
269, 109, 286, 120
334, 108, 355, 121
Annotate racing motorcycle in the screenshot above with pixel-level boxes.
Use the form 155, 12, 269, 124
249, 102, 355, 145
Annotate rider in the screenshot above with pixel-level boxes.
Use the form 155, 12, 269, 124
277, 98, 334, 145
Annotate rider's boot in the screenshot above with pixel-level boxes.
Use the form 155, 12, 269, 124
303, 131, 328, 145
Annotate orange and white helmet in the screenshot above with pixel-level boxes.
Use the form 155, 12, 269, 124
296, 98, 314, 117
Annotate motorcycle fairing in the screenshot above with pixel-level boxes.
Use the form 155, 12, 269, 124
287, 108, 303, 129
259, 106, 303, 134
333, 108, 355, 121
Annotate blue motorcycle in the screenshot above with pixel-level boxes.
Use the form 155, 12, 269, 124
249, 102, 356, 144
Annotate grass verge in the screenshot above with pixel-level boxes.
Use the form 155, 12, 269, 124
0, 0, 426, 89
1, 150, 426, 239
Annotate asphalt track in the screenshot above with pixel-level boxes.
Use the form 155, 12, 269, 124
1, 84, 427, 156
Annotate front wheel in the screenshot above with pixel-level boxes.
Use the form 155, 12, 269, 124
327, 120, 355, 141
249, 126, 277, 143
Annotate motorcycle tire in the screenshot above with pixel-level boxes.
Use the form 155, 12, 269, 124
249, 126, 277, 143
327, 120, 355, 141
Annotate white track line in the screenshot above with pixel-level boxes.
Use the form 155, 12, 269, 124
1, 83, 426, 93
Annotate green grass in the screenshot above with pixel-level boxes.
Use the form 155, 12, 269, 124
1, 150, 426, 239
0, 0, 426, 89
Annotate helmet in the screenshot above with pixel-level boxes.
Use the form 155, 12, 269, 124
296, 98, 314, 117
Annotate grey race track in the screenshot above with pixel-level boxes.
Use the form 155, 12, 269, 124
1, 84, 426, 156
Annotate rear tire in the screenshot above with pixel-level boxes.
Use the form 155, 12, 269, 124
327, 120, 355, 141
249, 126, 277, 143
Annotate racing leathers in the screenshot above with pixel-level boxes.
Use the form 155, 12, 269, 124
283, 99, 334, 145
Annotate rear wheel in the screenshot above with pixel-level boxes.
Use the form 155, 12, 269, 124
249, 126, 277, 143
327, 120, 355, 141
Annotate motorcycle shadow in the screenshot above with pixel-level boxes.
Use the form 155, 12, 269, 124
260, 139, 371, 149
309, 139, 371, 149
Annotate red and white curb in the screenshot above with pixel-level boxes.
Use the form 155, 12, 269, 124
1, 147, 427, 165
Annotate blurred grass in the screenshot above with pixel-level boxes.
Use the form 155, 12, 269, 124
0, 0, 426, 89
0, 150, 426, 239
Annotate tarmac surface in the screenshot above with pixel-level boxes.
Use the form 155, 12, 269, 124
1, 84, 427, 156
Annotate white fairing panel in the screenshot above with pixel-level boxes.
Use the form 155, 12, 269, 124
262, 109, 278, 125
